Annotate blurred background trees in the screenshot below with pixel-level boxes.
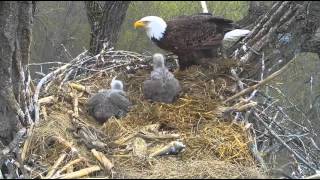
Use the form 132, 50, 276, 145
30, 1, 248, 65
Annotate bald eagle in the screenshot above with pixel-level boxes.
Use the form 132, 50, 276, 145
134, 13, 247, 70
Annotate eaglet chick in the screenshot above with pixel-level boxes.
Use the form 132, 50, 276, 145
143, 53, 181, 103
87, 78, 132, 124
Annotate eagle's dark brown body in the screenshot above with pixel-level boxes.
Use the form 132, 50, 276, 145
152, 14, 237, 69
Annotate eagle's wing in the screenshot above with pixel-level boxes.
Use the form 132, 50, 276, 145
156, 14, 235, 52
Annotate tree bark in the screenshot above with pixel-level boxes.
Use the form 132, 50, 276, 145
237, 1, 271, 29
85, 1, 131, 55
232, 1, 320, 80
0, 1, 34, 145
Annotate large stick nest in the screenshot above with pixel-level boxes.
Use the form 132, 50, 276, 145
22, 49, 264, 178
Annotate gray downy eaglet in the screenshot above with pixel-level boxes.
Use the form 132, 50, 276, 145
87, 78, 132, 123
143, 53, 181, 103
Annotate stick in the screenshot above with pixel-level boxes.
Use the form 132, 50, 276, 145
247, 126, 267, 172
50, 136, 78, 154
91, 149, 114, 172
45, 153, 67, 179
136, 133, 180, 141
21, 124, 34, 162
34, 63, 70, 123
58, 165, 101, 179
72, 89, 79, 118
223, 101, 258, 113
149, 141, 186, 158
41, 106, 48, 121
69, 83, 90, 93
34, 51, 87, 123
132, 137, 148, 159
253, 112, 317, 173
38, 96, 56, 105
53, 158, 86, 177
224, 59, 293, 103
236, 101, 258, 111
305, 172, 320, 179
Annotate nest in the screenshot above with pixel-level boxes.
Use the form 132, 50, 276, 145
24, 50, 265, 178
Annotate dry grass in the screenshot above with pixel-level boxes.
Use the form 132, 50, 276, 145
26, 63, 264, 178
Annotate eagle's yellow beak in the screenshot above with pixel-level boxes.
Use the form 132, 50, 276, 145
134, 20, 145, 29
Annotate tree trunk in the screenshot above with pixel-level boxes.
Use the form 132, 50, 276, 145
0, 1, 34, 146
237, 1, 271, 29
85, 1, 131, 55
232, 1, 320, 80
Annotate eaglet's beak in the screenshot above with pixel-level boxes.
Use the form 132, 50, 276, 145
134, 20, 145, 29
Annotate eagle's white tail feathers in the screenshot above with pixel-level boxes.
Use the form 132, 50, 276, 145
223, 29, 251, 42
200, 1, 209, 13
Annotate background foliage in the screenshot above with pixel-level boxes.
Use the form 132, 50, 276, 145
31, 1, 248, 65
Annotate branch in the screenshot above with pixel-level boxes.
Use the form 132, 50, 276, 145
57, 165, 101, 179
224, 58, 294, 103
253, 112, 317, 173
33, 51, 87, 123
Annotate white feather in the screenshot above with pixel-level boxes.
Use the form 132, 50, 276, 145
223, 29, 251, 41
200, 1, 209, 13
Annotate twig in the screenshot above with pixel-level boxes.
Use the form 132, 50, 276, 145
261, 52, 265, 80
247, 126, 267, 172
136, 133, 180, 141
53, 157, 86, 178
34, 63, 70, 123
149, 141, 185, 158
224, 58, 294, 103
28, 62, 66, 66
91, 149, 114, 172
45, 153, 67, 179
132, 137, 148, 159
253, 112, 317, 173
69, 83, 90, 94
21, 124, 34, 162
57, 165, 101, 179
38, 96, 56, 105
72, 89, 79, 118
50, 136, 78, 154
34, 51, 87, 123
305, 172, 320, 179
41, 106, 48, 121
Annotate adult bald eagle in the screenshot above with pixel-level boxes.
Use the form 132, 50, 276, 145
134, 13, 248, 70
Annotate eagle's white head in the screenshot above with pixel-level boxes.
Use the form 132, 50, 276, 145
134, 16, 167, 40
